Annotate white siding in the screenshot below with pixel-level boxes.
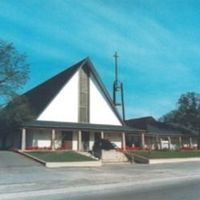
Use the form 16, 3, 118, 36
37, 72, 79, 122
89, 75, 122, 125
27, 129, 51, 148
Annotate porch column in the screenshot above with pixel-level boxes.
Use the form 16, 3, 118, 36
189, 137, 193, 148
141, 133, 145, 149
78, 130, 82, 151
160, 138, 162, 150
51, 129, 56, 151
101, 131, 104, 139
155, 135, 159, 150
178, 136, 182, 149
122, 132, 126, 150
21, 128, 26, 151
89, 132, 94, 150
168, 136, 171, 150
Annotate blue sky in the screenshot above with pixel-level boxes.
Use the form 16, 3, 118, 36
1, 0, 200, 119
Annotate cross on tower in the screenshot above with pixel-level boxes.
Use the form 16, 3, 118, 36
113, 51, 119, 83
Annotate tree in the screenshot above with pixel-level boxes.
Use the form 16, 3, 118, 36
0, 39, 30, 149
160, 92, 200, 133
0, 39, 29, 107
0, 95, 35, 149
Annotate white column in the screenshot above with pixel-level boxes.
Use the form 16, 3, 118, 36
51, 129, 56, 151
179, 136, 182, 149
72, 131, 78, 151
122, 132, 126, 150
189, 137, 193, 148
21, 128, 26, 151
160, 138, 162, 150
168, 136, 171, 150
101, 131, 104, 139
78, 130, 82, 151
141, 133, 145, 149
89, 132, 94, 150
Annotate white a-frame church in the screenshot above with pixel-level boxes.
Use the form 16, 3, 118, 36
2, 58, 139, 151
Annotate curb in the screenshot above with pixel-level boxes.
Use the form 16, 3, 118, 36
149, 157, 200, 164
17, 150, 46, 165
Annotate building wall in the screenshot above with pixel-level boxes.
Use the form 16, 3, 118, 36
104, 132, 122, 148
89, 74, 122, 126
37, 71, 79, 123
26, 129, 79, 150
27, 129, 51, 148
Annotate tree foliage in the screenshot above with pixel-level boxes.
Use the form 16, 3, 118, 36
0, 96, 35, 129
160, 92, 200, 133
0, 39, 29, 106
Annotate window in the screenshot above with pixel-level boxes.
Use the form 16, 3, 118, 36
79, 67, 89, 122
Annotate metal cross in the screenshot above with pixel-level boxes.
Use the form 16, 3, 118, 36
113, 51, 119, 82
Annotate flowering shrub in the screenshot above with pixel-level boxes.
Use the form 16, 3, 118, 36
125, 146, 151, 151
126, 146, 142, 151
56, 147, 67, 150
181, 146, 197, 151
26, 146, 51, 150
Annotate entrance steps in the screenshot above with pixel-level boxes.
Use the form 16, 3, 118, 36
102, 150, 129, 164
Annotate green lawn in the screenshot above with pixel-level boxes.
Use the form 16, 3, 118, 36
27, 151, 95, 162
131, 151, 200, 159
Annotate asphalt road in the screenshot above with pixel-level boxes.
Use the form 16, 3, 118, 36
78, 178, 200, 200
26, 177, 200, 200
5, 176, 199, 200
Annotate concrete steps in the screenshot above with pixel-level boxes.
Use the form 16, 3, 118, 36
101, 150, 129, 164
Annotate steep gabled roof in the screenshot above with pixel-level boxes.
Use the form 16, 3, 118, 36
23, 58, 85, 117
21, 58, 124, 125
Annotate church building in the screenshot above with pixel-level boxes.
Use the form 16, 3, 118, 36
9, 58, 138, 151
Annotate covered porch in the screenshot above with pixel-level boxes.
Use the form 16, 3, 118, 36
20, 121, 132, 152
126, 133, 198, 150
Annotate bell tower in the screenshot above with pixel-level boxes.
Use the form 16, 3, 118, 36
113, 52, 125, 121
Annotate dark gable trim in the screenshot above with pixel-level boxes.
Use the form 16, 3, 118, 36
23, 58, 87, 117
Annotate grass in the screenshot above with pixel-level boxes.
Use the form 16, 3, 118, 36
26, 151, 95, 162
130, 150, 200, 159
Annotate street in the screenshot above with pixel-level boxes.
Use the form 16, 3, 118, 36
63, 177, 200, 200
1, 151, 200, 200
41, 177, 200, 200
2, 175, 200, 200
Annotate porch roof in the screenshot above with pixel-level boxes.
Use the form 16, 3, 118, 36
23, 120, 143, 133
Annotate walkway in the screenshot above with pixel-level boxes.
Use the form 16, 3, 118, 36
0, 151, 40, 168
